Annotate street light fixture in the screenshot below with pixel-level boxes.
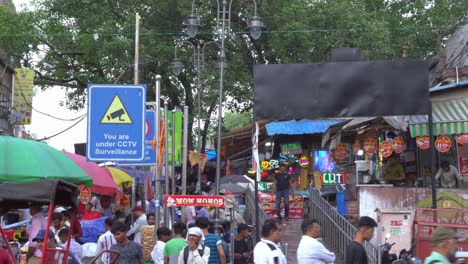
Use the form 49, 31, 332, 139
184, 0, 264, 40
182, 0, 265, 235
247, 16, 265, 40
183, 14, 201, 38
169, 58, 184, 76
170, 40, 221, 194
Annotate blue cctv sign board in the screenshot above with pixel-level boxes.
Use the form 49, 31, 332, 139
87, 84, 146, 161
117, 110, 156, 166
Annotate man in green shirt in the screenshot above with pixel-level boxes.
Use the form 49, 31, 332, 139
424, 227, 461, 264
164, 222, 187, 264
383, 157, 406, 182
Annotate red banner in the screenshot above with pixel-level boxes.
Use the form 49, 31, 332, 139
258, 193, 304, 219
164, 195, 225, 208
379, 141, 393, 158
435, 136, 452, 153
416, 136, 430, 150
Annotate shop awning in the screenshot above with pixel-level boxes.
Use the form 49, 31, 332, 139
409, 98, 468, 137
266, 119, 344, 136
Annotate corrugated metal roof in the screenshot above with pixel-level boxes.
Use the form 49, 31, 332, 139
266, 119, 343, 136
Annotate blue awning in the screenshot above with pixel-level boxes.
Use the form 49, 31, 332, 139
266, 119, 343, 136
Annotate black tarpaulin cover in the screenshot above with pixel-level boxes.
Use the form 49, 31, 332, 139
0, 180, 79, 209
253, 59, 429, 121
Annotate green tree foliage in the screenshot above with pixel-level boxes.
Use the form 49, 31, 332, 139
0, 0, 466, 150
223, 111, 252, 132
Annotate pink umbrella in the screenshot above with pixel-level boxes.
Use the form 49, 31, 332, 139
62, 151, 122, 196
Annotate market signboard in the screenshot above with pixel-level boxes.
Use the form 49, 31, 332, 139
334, 144, 348, 161
455, 133, 468, 144
416, 136, 430, 150
392, 137, 406, 153
380, 141, 393, 158
364, 138, 377, 154
280, 142, 302, 155
435, 136, 451, 153
164, 195, 225, 208
258, 193, 304, 219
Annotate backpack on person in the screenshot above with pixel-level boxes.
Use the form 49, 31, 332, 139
183, 244, 205, 264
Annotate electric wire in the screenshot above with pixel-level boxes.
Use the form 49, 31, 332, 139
37, 114, 86, 141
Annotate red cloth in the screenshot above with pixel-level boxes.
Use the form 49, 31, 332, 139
0, 248, 13, 264
81, 210, 103, 221
71, 218, 83, 240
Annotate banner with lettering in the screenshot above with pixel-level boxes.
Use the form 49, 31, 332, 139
258, 193, 304, 219
13, 68, 34, 124
164, 195, 225, 208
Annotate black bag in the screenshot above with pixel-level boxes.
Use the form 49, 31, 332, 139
183, 245, 205, 264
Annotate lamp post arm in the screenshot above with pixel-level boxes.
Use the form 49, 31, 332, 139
178, 40, 198, 69
201, 41, 221, 70
191, 0, 197, 15
252, 0, 258, 16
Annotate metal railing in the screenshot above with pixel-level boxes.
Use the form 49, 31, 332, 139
244, 182, 269, 243
309, 188, 379, 263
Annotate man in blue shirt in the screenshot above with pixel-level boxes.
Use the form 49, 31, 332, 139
424, 227, 461, 264
195, 217, 226, 264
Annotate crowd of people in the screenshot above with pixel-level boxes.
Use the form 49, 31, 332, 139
3, 200, 464, 264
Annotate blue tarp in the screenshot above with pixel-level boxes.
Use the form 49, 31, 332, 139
80, 217, 107, 243
266, 119, 343, 136
205, 150, 217, 161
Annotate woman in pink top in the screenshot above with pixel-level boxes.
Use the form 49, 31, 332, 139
27, 205, 47, 261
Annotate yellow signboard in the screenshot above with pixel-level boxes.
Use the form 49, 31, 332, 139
13, 68, 34, 125
100, 94, 133, 124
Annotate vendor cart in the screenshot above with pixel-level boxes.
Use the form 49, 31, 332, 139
0, 180, 80, 264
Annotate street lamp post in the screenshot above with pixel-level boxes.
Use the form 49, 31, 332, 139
169, 40, 221, 194
183, 0, 265, 232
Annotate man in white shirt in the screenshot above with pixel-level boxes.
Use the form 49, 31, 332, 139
297, 219, 335, 264
151, 227, 171, 264
128, 206, 148, 244
253, 219, 286, 264
435, 161, 464, 188
178, 227, 210, 264
96, 218, 117, 264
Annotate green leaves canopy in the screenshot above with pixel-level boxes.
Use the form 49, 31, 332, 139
0, 0, 466, 150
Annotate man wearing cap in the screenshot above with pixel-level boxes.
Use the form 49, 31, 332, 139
28, 229, 56, 264
127, 205, 148, 244
234, 224, 252, 264
424, 227, 461, 264
178, 227, 210, 264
